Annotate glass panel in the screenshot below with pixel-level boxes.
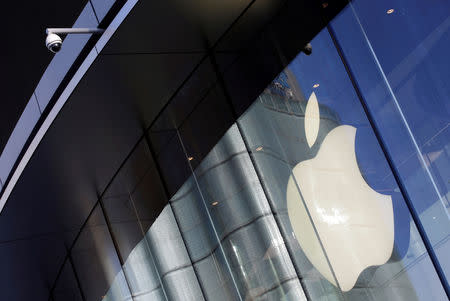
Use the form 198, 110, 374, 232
237, 28, 447, 300
194, 249, 241, 301
330, 0, 450, 284
70, 205, 132, 301
57, 3, 449, 300
122, 240, 165, 301
101, 139, 168, 301
146, 206, 205, 301
175, 123, 307, 300
102, 203, 205, 301
101, 138, 165, 258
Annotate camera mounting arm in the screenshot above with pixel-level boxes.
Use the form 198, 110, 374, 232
45, 27, 105, 53
45, 28, 105, 35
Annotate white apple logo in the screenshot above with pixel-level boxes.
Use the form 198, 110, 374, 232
287, 92, 394, 292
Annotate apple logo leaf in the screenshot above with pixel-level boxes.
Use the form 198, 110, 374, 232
305, 92, 320, 148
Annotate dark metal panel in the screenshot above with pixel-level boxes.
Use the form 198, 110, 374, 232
95, 52, 204, 128
155, 133, 192, 196
0, 234, 67, 301
0, 48, 204, 243
148, 57, 217, 156
0, 96, 41, 184
0, 27, 205, 301
100, 0, 254, 54
146, 0, 349, 197
178, 83, 235, 170
150, 58, 217, 133
52, 260, 84, 301
215, 0, 347, 117
0, 0, 89, 153
101, 139, 167, 262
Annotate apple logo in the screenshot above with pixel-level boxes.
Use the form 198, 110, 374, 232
286, 92, 394, 292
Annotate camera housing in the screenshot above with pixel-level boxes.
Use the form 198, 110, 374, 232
303, 43, 312, 55
45, 33, 62, 53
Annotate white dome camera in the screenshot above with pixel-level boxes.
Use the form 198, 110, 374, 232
45, 33, 63, 53
44, 28, 105, 54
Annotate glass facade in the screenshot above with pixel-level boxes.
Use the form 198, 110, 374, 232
47, 0, 449, 300
330, 0, 450, 285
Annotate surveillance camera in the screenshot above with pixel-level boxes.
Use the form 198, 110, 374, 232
44, 28, 105, 53
45, 33, 62, 53
303, 43, 312, 55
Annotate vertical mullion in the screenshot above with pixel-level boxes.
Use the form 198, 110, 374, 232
97, 198, 136, 301
127, 190, 170, 301
326, 24, 450, 298
66, 245, 87, 301
142, 133, 208, 300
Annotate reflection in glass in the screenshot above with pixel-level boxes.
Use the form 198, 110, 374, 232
122, 240, 166, 301
330, 0, 450, 284
147, 206, 204, 301
65, 1, 449, 299
288, 92, 394, 292
176, 124, 307, 300
70, 205, 132, 301
237, 27, 447, 299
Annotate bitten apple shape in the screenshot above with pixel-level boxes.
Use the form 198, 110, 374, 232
287, 93, 394, 292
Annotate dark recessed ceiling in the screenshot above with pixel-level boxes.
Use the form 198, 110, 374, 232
0, 1, 89, 153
